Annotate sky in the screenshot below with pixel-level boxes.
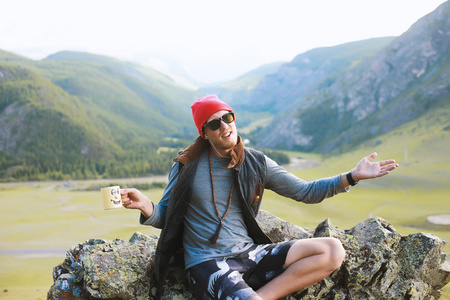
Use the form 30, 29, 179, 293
1, 0, 447, 83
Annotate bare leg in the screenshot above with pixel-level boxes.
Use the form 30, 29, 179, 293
254, 237, 345, 300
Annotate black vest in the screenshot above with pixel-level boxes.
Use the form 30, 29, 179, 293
154, 147, 272, 281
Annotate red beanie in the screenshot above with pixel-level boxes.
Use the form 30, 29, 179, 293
191, 95, 233, 138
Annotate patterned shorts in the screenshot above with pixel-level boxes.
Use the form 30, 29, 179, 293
186, 240, 295, 300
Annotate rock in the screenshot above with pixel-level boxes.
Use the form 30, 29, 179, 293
48, 211, 450, 300
256, 210, 312, 241
48, 233, 158, 300
289, 217, 450, 299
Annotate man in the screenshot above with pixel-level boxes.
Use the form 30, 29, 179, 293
121, 95, 399, 300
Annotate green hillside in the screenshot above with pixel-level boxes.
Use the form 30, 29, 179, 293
0, 49, 31, 63
293, 56, 450, 154
0, 51, 199, 182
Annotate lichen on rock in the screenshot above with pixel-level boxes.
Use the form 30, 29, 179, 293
48, 211, 450, 300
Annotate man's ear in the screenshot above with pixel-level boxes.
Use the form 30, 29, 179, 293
204, 135, 208, 139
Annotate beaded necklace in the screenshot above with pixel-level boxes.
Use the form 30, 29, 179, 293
208, 150, 234, 244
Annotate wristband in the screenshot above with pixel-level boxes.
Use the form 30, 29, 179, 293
346, 172, 358, 186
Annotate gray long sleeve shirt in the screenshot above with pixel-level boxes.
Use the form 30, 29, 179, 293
141, 151, 347, 269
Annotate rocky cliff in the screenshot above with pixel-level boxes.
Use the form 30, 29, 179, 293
254, 1, 450, 152
48, 211, 449, 299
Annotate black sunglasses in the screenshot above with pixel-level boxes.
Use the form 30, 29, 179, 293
203, 112, 235, 131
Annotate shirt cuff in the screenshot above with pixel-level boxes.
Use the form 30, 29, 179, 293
139, 202, 163, 227
337, 174, 350, 193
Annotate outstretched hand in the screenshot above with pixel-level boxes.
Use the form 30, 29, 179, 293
352, 152, 399, 182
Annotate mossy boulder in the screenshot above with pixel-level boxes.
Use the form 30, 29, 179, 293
48, 211, 450, 299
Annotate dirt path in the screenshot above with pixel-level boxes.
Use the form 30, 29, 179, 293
282, 156, 322, 170
426, 214, 450, 225
0, 248, 68, 257
0, 175, 169, 189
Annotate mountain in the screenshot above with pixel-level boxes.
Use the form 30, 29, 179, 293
252, 1, 450, 152
1, 2, 449, 181
198, 38, 396, 131
199, 61, 284, 100
0, 51, 199, 181
224, 37, 395, 114
198, 61, 285, 129
0, 50, 31, 63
